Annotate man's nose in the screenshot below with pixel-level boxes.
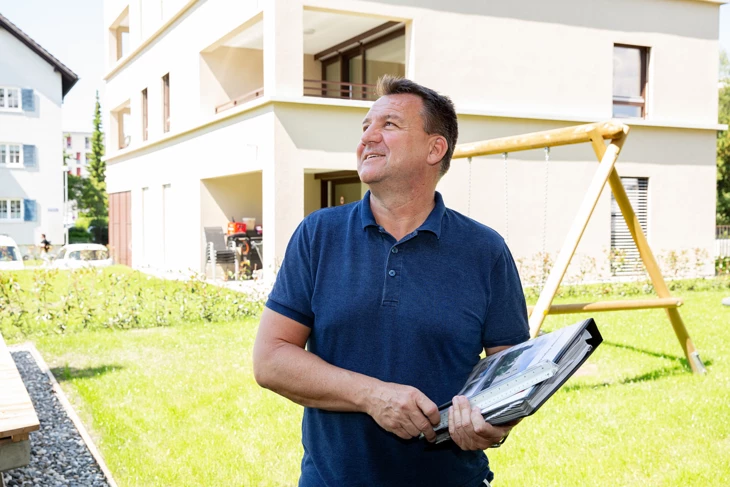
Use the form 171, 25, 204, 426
360, 125, 382, 146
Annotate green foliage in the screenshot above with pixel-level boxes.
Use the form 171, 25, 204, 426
67, 92, 108, 223
69, 226, 92, 243
716, 256, 730, 276
718, 50, 730, 224
0, 268, 263, 340
88, 91, 106, 184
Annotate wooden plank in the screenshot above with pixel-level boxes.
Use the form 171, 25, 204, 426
588, 132, 705, 374
0, 335, 40, 439
528, 131, 628, 337
527, 297, 682, 315
453, 121, 629, 159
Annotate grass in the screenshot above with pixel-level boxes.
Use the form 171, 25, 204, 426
33, 319, 303, 487
16, 278, 730, 486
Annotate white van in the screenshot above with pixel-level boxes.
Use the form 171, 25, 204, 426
0, 235, 24, 271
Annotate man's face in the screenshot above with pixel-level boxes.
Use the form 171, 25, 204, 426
357, 94, 433, 186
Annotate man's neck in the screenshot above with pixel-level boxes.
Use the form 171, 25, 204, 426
368, 186, 436, 242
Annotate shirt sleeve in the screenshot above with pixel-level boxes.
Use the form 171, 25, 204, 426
265, 220, 316, 327
482, 244, 530, 348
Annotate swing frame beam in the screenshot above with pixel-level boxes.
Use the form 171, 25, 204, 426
452, 121, 706, 374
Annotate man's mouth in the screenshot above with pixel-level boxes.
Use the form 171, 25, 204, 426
363, 154, 384, 161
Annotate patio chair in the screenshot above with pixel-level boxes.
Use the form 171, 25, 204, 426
203, 227, 236, 263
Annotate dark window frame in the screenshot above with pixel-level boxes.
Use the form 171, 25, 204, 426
320, 27, 406, 100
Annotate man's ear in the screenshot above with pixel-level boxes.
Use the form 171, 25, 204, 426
426, 135, 448, 167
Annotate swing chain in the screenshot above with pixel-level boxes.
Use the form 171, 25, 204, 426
541, 147, 550, 288
467, 157, 473, 217
503, 152, 509, 245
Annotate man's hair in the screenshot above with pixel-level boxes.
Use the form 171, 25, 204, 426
376, 76, 458, 176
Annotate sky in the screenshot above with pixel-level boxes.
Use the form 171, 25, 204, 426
1, 0, 730, 134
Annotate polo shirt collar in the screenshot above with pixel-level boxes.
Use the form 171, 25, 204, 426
360, 190, 446, 239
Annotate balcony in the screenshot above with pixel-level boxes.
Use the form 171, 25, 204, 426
303, 80, 377, 101
201, 18, 264, 115
302, 10, 405, 102
215, 87, 264, 114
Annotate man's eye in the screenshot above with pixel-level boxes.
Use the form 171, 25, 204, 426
385, 122, 395, 127
362, 125, 369, 132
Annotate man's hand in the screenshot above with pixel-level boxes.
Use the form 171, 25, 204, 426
366, 382, 441, 441
448, 396, 518, 451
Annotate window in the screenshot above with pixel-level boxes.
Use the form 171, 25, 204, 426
142, 88, 149, 141
162, 74, 170, 133
611, 177, 649, 276
0, 199, 23, 221
0, 87, 21, 111
613, 44, 648, 118
315, 26, 405, 101
85, 137, 90, 150
66, 135, 72, 149
86, 153, 92, 165
0, 144, 22, 167
0, 245, 20, 262
76, 152, 81, 161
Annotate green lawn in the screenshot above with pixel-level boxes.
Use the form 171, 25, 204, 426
26, 283, 730, 486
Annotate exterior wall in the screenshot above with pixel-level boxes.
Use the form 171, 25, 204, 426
0, 28, 64, 249
103, 0, 721, 278
105, 104, 271, 271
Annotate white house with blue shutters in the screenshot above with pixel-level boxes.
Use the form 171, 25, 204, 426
0, 13, 78, 254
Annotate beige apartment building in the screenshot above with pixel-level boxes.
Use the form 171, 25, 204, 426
103, 0, 724, 280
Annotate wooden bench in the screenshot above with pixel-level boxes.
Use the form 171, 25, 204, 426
0, 334, 40, 485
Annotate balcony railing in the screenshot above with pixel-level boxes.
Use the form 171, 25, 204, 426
215, 88, 265, 114
303, 79, 378, 101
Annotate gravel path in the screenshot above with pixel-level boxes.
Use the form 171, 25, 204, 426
2, 351, 110, 487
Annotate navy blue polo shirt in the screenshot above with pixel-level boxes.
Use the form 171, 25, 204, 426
266, 191, 529, 487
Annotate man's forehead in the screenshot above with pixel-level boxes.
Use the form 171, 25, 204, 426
363, 94, 422, 122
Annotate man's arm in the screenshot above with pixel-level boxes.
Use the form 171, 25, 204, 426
252, 307, 441, 441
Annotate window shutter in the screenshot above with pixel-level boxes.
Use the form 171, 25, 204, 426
23, 199, 37, 222
23, 145, 37, 168
21, 89, 34, 112
611, 177, 648, 276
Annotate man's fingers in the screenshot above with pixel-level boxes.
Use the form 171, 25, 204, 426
393, 426, 412, 440
416, 393, 441, 426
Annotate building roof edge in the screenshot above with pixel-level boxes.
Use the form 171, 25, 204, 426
0, 12, 79, 98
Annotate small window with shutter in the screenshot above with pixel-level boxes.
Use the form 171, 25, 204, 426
611, 177, 649, 276
0, 87, 21, 112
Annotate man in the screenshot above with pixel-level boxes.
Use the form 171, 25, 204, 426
253, 76, 529, 486
40, 234, 51, 265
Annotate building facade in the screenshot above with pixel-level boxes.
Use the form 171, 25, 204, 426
0, 14, 78, 254
103, 0, 723, 280
63, 131, 93, 178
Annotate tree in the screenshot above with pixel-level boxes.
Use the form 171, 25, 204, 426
718, 50, 730, 225
88, 91, 106, 183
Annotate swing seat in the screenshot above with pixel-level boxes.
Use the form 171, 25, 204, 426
527, 297, 682, 316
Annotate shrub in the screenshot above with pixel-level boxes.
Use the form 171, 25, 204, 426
717, 256, 730, 276
0, 267, 264, 340
69, 226, 92, 243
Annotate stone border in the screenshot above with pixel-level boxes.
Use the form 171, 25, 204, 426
9, 343, 119, 487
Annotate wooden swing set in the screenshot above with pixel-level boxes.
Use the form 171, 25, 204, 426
452, 121, 706, 374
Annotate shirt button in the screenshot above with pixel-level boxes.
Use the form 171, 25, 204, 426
391, 247, 398, 254
388, 270, 396, 277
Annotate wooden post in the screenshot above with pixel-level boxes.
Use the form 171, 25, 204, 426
588, 131, 706, 374
528, 131, 628, 337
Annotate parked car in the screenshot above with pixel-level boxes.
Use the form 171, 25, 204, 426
0, 235, 24, 271
51, 244, 113, 269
